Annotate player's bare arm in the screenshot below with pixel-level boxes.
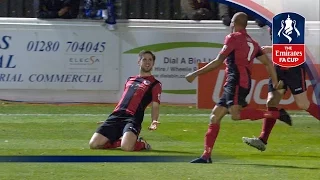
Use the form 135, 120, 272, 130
149, 102, 160, 130
261, 46, 272, 54
185, 53, 227, 83
256, 54, 281, 89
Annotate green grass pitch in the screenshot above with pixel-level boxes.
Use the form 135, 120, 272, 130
0, 102, 319, 180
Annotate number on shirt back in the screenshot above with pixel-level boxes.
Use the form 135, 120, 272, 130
247, 42, 254, 61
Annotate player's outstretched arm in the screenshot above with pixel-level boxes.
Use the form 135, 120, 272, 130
256, 54, 279, 88
149, 83, 162, 130
195, 54, 226, 75
186, 34, 235, 83
149, 102, 160, 130
185, 54, 226, 83
261, 46, 272, 54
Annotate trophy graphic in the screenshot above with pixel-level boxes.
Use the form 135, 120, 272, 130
277, 15, 301, 43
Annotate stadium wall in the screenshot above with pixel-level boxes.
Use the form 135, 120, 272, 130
0, 18, 318, 107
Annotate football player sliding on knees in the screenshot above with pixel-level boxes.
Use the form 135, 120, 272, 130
242, 29, 320, 152
89, 50, 162, 151
185, 12, 292, 163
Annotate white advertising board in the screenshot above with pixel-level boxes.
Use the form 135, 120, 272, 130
0, 18, 318, 104
120, 29, 271, 103
0, 27, 120, 90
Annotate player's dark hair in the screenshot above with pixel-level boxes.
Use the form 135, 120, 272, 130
139, 50, 156, 61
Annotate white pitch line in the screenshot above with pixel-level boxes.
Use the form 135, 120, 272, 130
0, 113, 313, 117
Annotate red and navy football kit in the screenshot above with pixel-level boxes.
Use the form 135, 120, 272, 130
218, 29, 264, 108
96, 75, 162, 142
268, 64, 306, 95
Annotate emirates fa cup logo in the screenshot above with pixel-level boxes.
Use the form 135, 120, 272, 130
272, 12, 305, 68
277, 15, 301, 43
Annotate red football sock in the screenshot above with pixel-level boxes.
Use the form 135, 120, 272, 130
103, 140, 121, 149
201, 124, 220, 160
134, 141, 146, 151
239, 108, 280, 120
259, 107, 278, 144
306, 103, 320, 120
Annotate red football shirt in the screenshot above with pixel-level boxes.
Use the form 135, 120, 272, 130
219, 29, 264, 88
113, 75, 162, 122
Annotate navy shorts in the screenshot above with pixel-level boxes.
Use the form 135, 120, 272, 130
268, 65, 307, 95
218, 82, 250, 108
96, 112, 141, 143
